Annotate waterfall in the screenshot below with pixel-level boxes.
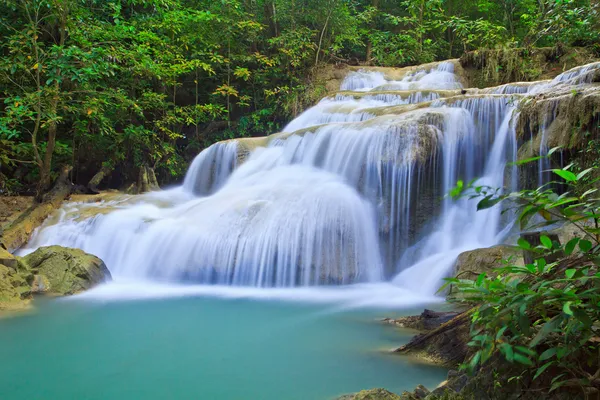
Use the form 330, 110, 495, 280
22, 59, 588, 297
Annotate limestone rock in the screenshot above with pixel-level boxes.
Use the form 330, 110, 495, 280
22, 246, 111, 295
454, 245, 522, 280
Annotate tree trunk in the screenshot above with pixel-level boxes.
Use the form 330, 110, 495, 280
137, 165, 160, 194
365, 0, 379, 65
87, 164, 114, 193
35, 4, 68, 202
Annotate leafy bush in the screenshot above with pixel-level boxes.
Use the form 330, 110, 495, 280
446, 150, 600, 394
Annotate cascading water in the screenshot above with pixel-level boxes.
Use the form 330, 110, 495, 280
22, 60, 597, 302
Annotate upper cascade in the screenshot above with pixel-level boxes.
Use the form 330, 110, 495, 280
23, 59, 600, 293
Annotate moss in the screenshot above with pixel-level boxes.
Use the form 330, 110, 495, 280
22, 246, 111, 296
0, 264, 31, 311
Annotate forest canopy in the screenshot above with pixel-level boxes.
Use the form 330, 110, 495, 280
1, 0, 599, 196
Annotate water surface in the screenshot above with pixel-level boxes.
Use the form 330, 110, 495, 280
0, 293, 446, 400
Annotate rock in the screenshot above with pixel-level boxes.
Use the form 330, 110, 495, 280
424, 389, 464, 400
446, 370, 460, 379
0, 264, 31, 311
413, 385, 430, 399
394, 312, 471, 368
336, 388, 402, 400
30, 274, 50, 294
383, 309, 460, 331
453, 245, 522, 280
0, 247, 18, 270
448, 245, 523, 301
445, 374, 469, 393
22, 246, 111, 295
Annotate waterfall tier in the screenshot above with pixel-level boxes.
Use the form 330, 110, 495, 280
23, 60, 600, 292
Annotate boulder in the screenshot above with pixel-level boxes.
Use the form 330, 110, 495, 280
453, 245, 522, 280
22, 246, 111, 296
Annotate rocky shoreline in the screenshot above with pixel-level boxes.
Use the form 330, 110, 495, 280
0, 245, 111, 312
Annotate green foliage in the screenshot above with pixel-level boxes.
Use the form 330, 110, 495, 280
0, 0, 598, 192
446, 148, 600, 392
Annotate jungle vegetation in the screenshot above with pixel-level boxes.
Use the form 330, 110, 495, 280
0, 0, 598, 197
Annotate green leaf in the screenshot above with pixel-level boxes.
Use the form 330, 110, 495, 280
508, 156, 543, 166
581, 189, 597, 197
562, 301, 573, 316
477, 195, 501, 210
579, 240, 592, 252
565, 269, 576, 279
499, 343, 514, 362
550, 379, 565, 392
449, 180, 464, 199
552, 169, 577, 182
476, 273, 486, 287
540, 235, 552, 249
533, 361, 554, 380
495, 326, 508, 341
547, 146, 561, 156
573, 309, 593, 327
536, 258, 546, 273
539, 348, 556, 361
515, 346, 537, 356
564, 238, 579, 255
530, 317, 560, 346
513, 353, 533, 366
576, 168, 594, 180
517, 237, 531, 250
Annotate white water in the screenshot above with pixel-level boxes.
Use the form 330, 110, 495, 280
22, 60, 594, 306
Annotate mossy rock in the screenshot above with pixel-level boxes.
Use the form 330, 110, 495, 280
22, 246, 111, 295
0, 264, 31, 311
0, 247, 18, 270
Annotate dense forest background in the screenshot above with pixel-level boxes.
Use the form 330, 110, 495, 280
1, 0, 599, 196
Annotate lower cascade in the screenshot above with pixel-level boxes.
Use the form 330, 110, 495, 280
24, 60, 600, 294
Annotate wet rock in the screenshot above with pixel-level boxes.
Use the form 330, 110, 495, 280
394, 312, 470, 368
22, 246, 111, 296
383, 309, 460, 331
